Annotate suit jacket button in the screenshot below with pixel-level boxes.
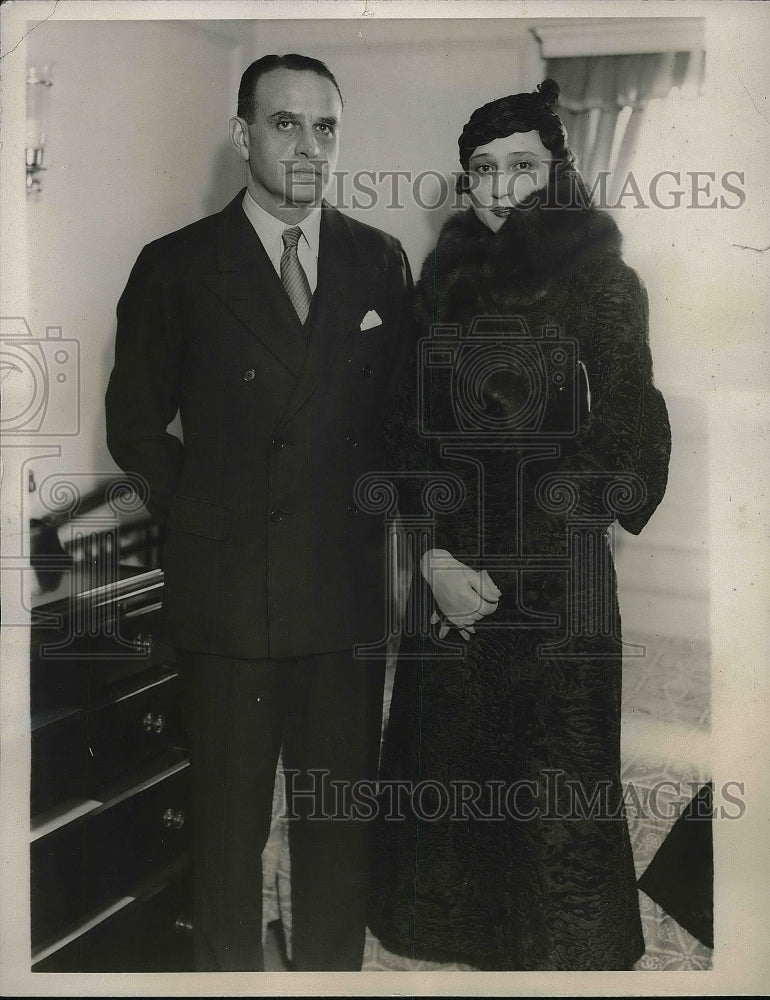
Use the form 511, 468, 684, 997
345, 434, 358, 449
360, 365, 373, 377
269, 509, 285, 522
271, 437, 285, 449
242, 369, 256, 382
346, 505, 359, 517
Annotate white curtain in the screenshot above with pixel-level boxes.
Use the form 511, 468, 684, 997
547, 50, 706, 201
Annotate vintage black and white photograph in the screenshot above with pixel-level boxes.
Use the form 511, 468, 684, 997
0, 0, 768, 995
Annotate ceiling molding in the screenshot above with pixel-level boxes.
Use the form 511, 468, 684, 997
533, 18, 705, 58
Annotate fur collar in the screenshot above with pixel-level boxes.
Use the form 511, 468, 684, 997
418, 204, 624, 320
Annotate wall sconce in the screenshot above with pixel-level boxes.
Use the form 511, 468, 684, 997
26, 65, 53, 197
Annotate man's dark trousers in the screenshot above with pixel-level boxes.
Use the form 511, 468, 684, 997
179, 649, 385, 971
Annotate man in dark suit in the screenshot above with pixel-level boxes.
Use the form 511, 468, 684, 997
105, 53, 414, 972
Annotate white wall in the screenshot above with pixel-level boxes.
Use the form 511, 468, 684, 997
23, 20, 244, 515
610, 13, 769, 641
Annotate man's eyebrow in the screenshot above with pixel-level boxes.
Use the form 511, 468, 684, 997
266, 111, 339, 127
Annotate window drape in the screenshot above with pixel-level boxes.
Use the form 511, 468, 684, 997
546, 50, 706, 201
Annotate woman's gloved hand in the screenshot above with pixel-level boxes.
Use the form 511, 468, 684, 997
420, 548, 501, 640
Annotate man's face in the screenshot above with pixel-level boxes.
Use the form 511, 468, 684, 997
233, 68, 342, 220
467, 130, 551, 232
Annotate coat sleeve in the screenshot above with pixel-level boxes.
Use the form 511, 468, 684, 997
382, 267, 460, 554
380, 238, 417, 406
105, 246, 184, 526
383, 346, 430, 498
559, 258, 672, 534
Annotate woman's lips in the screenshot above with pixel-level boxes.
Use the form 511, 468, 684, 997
491, 206, 513, 216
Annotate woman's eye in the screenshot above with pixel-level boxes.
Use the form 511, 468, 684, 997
514, 161, 533, 171
475, 164, 495, 174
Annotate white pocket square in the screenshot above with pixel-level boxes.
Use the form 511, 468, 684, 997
360, 309, 382, 331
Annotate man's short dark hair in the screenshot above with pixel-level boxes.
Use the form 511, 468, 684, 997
237, 54, 344, 121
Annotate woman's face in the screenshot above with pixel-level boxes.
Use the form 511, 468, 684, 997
467, 130, 551, 232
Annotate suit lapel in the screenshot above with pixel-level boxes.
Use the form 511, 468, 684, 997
279, 204, 381, 423
203, 191, 306, 377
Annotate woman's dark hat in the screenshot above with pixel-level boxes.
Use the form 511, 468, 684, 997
458, 78, 566, 171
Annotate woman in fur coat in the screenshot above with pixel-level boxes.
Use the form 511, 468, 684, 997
368, 80, 671, 970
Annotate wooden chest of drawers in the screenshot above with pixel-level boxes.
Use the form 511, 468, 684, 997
30, 566, 193, 971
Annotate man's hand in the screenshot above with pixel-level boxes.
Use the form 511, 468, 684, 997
420, 549, 501, 640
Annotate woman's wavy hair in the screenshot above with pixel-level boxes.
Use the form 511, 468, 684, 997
456, 79, 592, 209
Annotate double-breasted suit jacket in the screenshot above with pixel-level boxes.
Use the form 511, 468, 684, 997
106, 190, 414, 660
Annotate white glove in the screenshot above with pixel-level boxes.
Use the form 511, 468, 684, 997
420, 548, 501, 641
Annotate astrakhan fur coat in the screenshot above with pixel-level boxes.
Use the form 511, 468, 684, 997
368, 204, 671, 970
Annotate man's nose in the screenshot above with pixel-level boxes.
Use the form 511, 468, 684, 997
295, 124, 319, 158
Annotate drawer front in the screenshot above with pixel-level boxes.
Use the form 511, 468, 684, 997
33, 668, 186, 816
87, 602, 174, 690
31, 646, 86, 717
87, 669, 187, 795
31, 710, 87, 816
31, 765, 190, 947
31, 588, 172, 714
90, 766, 191, 903
32, 874, 193, 972
31, 820, 88, 947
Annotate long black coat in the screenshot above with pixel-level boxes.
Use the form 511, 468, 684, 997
106, 191, 414, 659
369, 206, 671, 970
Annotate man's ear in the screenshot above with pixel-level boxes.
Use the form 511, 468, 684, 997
230, 117, 250, 161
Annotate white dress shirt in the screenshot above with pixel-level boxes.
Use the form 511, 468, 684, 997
241, 188, 320, 293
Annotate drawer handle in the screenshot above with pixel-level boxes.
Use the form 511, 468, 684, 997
132, 633, 154, 653
162, 807, 185, 830
142, 711, 165, 735
174, 916, 193, 936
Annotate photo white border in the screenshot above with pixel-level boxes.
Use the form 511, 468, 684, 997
1, 0, 768, 995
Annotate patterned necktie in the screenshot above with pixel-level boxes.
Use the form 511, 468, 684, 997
280, 226, 312, 325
